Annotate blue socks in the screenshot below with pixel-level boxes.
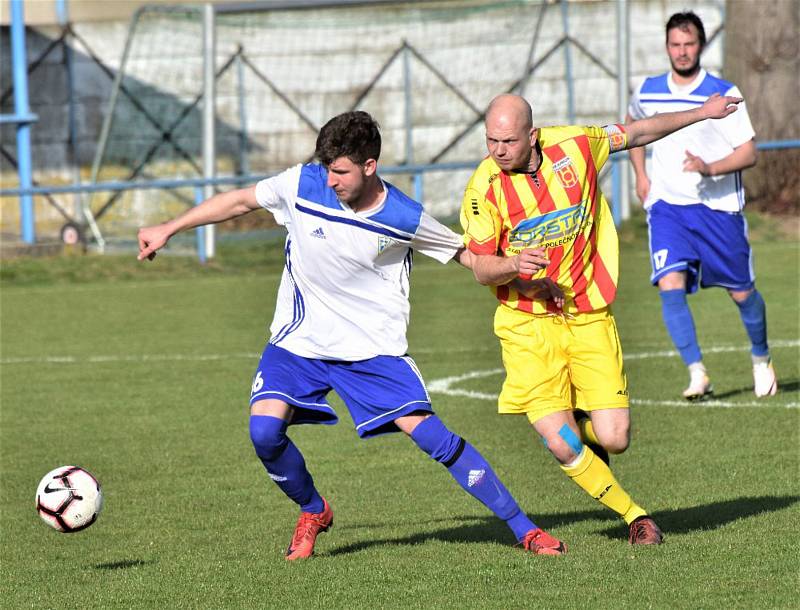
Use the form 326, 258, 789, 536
411, 415, 536, 542
251, 414, 539, 541
249, 415, 324, 514
659, 289, 702, 365
734, 289, 769, 357
660, 288, 770, 363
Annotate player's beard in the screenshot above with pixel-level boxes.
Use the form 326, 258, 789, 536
338, 180, 365, 207
671, 55, 701, 79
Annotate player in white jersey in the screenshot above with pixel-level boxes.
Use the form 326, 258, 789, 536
137, 111, 566, 559
627, 11, 777, 400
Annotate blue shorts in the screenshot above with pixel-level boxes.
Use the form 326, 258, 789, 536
646, 200, 754, 294
249, 343, 432, 438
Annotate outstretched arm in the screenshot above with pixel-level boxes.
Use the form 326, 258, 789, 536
625, 93, 742, 149
137, 185, 260, 261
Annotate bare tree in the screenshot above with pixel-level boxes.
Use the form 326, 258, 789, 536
724, 0, 799, 214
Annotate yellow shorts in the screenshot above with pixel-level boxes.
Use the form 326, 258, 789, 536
493, 305, 629, 424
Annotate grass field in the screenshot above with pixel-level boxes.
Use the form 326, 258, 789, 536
1, 213, 798, 609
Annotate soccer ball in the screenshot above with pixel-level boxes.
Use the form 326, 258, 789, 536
35, 465, 104, 532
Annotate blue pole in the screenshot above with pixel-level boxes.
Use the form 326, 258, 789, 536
11, 0, 35, 243
413, 173, 423, 203
194, 186, 207, 264
610, 156, 622, 226
55, 0, 69, 24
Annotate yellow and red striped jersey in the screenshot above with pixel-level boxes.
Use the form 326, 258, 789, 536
460, 124, 627, 315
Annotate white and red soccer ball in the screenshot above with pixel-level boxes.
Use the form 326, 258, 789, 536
35, 466, 103, 532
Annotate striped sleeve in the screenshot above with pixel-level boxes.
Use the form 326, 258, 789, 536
460, 163, 501, 255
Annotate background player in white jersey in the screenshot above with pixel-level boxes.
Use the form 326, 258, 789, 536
627, 11, 777, 400
137, 111, 565, 559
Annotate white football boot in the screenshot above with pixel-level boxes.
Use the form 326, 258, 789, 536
753, 360, 778, 397
682, 368, 713, 401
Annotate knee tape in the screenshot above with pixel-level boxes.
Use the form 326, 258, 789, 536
558, 424, 584, 455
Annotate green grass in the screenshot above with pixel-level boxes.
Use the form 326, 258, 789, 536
1, 214, 798, 609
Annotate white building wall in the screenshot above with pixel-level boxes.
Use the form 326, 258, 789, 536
0, 0, 726, 235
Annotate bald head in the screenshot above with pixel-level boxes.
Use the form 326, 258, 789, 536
485, 94, 534, 131
484, 94, 536, 172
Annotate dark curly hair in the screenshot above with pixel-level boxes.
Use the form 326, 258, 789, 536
315, 111, 381, 166
666, 11, 706, 48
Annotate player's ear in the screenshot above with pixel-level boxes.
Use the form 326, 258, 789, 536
529, 128, 539, 147
363, 158, 377, 177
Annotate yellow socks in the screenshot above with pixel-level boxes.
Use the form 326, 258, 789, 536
576, 416, 600, 446
561, 446, 647, 525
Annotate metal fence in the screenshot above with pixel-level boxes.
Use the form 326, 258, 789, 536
2, 0, 794, 256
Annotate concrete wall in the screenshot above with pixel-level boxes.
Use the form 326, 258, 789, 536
1, 0, 726, 237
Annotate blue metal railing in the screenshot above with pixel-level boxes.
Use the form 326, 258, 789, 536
1, 139, 797, 260
3, 141, 794, 198
608, 139, 800, 225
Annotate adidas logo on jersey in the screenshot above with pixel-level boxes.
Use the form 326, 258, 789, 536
310, 227, 326, 239
467, 469, 486, 488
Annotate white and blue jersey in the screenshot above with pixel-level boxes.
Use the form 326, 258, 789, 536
628, 69, 755, 212
254, 163, 462, 361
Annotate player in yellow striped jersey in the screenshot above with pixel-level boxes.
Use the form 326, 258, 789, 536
460, 93, 741, 545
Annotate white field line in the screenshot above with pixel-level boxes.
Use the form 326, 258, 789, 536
426, 339, 799, 409
1, 339, 796, 367
426, 378, 799, 409
1, 341, 797, 409
620, 338, 799, 361
0, 353, 260, 365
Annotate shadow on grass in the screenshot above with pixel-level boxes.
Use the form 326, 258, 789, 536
710, 378, 798, 400
327, 494, 800, 556
327, 509, 609, 556
633, 494, 800, 536
775, 379, 799, 393
93, 559, 152, 571
712, 387, 758, 399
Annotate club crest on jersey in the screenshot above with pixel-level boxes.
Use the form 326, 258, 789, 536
552, 157, 579, 189
506, 202, 589, 252
378, 235, 393, 253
